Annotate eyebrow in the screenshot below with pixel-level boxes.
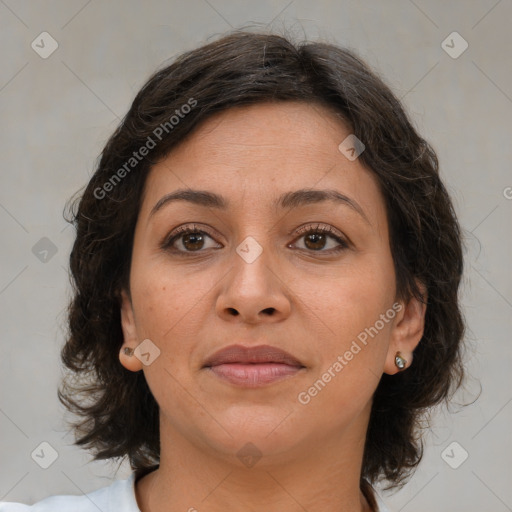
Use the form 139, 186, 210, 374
149, 188, 370, 225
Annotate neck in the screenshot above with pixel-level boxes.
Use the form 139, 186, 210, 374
135, 408, 374, 512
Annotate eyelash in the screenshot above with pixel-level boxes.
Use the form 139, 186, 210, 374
161, 223, 349, 256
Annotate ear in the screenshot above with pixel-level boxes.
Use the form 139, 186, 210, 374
383, 282, 427, 375
119, 288, 143, 372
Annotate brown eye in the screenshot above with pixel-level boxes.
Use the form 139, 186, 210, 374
179, 231, 206, 251
163, 225, 221, 253
162, 223, 348, 256
291, 224, 348, 253
303, 232, 328, 250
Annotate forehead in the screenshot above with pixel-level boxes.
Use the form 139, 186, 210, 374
174, 101, 352, 165
139, 101, 387, 232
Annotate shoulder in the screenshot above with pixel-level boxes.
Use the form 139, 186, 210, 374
0, 473, 140, 512
373, 488, 392, 512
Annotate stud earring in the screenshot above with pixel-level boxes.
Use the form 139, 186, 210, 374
123, 347, 134, 356
395, 351, 407, 370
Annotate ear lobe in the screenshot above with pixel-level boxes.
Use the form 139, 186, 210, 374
384, 282, 427, 375
119, 289, 143, 372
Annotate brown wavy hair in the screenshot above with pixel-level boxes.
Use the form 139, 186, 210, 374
59, 29, 466, 497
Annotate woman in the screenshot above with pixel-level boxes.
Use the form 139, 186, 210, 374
1, 30, 465, 512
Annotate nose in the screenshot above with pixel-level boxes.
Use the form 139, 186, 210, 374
215, 241, 292, 325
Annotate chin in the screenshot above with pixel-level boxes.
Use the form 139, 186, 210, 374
199, 407, 307, 457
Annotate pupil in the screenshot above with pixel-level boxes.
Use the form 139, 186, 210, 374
305, 233, 325, 250
184, 233, 203, 250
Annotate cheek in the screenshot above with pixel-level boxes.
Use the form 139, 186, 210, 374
129, 259, 217, 394
131, 259, 208, 338
129, 270, 203, 408
297, 254, 395, 383
297, 273, 395, 417
307, 255, 395, 330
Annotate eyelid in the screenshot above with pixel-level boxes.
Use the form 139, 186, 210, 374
161, 222, 350, 253
290, 223, 350, 250
293, 222, 345, 239
160, 223, 219, 248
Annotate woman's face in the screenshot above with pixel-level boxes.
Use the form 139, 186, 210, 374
120, 101, 425, 464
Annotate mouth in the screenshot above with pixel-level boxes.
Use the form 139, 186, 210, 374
203, 344, 306, 388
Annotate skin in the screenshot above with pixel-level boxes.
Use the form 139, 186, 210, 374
119, 101, 426, 512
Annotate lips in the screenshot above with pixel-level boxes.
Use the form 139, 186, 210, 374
203, 344, 305, 387
203, 344, 304, 368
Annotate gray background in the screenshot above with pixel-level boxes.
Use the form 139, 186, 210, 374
1, 1, 511, 511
